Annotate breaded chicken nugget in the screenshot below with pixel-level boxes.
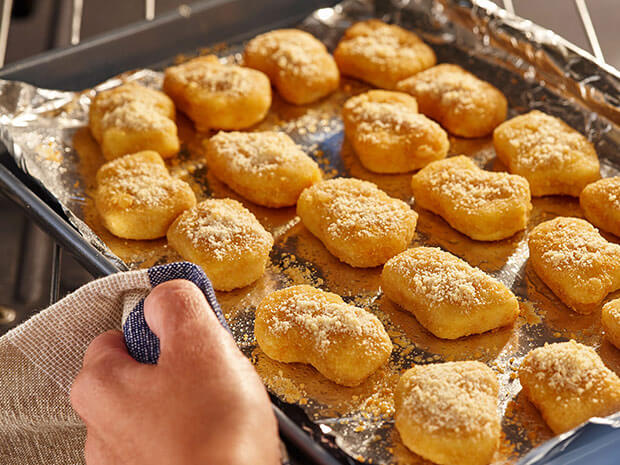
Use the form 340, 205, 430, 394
411, 156, 532, 241
493, 111, 600, 196
382, 247, 519, 339
89, 82, 175, 143
297, 178, 418, 267
580, 176, 620, 237
95, 151, 195, 240
167, 199, 273, 291
602, 299, 620, 349
395, 361, 500, 465
255, 285, 392, 386
205, 131, 322, 207
519, 340, 620, 434
163, 55, 271, 131
244, 29, 339, 105
99, 101, 180, 160
528, 217, 620, 314
334, 19, 436, 89
342, 90, 449, 173
396, 64, 507, 138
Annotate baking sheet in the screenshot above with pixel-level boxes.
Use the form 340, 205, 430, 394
1, 0, 619, 464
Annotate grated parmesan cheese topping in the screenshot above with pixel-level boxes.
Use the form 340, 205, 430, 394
586, 177, 620, 207
497, 111, 589, 170
99, 158, 183, 209
247, 30, 324, 79
388, 247, 491, 306
344, 95, 424, 135
345, 30, 424, 67
266, 294, 386, 354
398, 64, 489, 112
423, 158, 527, 209
208, 131, 303, 175
93, 82, 168, 114
533, 218, 619, 272
101, 101, 171, 132
399, 361, 499, 434
173, 199, 272, 261
170, 59, 254, 96
522, 340, 616, 395
317, 179, 413, 239
93, 82, 143, 113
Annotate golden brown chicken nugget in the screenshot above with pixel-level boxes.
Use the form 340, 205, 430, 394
167, 199, 273, 291
205, 131, 322, 207
493, 111, 600, 196
342, 90, 449, 173
382, 247, 519, 339
297, 178, 417, 267
411, 155, 532, 241
95, 151, 195, 240
99, 101, 180, 160
396, 64, 507, 138
580, 176, 620, 237
255, 285, 392, 387
528, 217, 620, 314
334, 19, 436, 90
602, 299, 620, 349
163, 55, 271, 131
89, 82, 175, 143
395, 361, 500, 465
519, 340, 620, 434
244, 29, 339, 105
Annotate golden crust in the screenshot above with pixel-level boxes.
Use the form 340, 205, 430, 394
411, 155, 532, 241
90, 82, 180, 160
166, 199, 273, 291
99, 101, 180, 160
519, 340, 620, 434
89, 82, 175, 143
255, 285, 392, 386
342, 90, 449, 173
381, 247, 519, 339
334, 19, 436, 90
602, 299, 620, 349
244, 29, 339, 105
297, 178, 418, 267
528, 217, 620, 314
205, 131, 322, 207
580, 176, 620, 237
493, 111, 600, 196
95, 151, 196, 240
396, 64, 507, 138
395, 361, 500, 465
163, 55, 271, 131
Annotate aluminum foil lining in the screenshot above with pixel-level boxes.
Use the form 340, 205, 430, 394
0, 1, 619, 464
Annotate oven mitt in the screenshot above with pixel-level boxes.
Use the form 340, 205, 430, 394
0, 261, 289, 465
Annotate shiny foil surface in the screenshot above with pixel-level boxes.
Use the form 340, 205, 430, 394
0, 1, 619, 464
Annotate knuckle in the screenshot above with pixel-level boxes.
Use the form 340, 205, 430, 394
146, 280, 207, 329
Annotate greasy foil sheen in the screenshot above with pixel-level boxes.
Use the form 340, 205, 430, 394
1, 1, 619, 464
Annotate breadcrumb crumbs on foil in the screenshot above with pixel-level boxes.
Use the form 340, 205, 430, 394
0, 0, 619, 464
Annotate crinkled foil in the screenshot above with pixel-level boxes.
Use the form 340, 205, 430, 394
1, 1, 619, 464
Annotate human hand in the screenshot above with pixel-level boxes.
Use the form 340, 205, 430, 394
71, 279, 280, 465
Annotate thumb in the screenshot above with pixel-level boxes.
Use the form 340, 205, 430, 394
143, 279, 230, 363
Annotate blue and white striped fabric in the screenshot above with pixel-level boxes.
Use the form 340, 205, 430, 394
122, 262, 230, 364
